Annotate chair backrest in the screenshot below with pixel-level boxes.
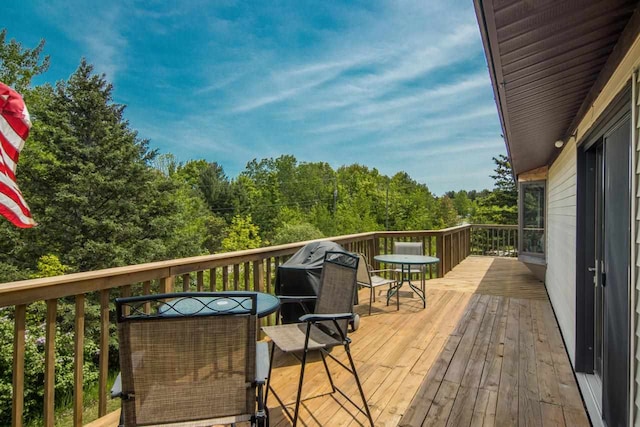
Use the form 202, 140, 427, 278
116, 293, 257, 426
356, 253, 372, 285
315, 251, 359, 338
393, 241, 424, 256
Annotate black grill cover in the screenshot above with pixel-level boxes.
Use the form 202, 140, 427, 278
275, 241, 345, 323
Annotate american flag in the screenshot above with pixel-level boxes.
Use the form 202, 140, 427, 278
0, 82, 35, 228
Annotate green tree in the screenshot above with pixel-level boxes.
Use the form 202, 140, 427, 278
452, 191, 472, 219
385, 172, 436, 231
31, 254, 72, 278
152, 152, 179, 177
472, 155, 517, 224
436, 196, 459, 228
221, 215, 262, 251
272, 222, 324, 245
0, 60, 215, 275
0, 28, 50, 93
198, 162, 234, 216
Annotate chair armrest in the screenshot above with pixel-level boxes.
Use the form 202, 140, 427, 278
110, 373, 122, 398
256, 341, 270, 383
370, 269, 396, 274
299, 313, 354, 322
278, 295, 317, 304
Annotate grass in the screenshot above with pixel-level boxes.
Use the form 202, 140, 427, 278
27, 372, 120, 427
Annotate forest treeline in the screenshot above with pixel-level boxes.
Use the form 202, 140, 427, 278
0, 30, 518, 424
0, 29, 516, 283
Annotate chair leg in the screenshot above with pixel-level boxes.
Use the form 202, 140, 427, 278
422, 271, 426, 308
344, 342, 374, 427
320, 351, 336, 393
292, 346, 309, 427
369, 288, 373, 315
264, 341, 276, 406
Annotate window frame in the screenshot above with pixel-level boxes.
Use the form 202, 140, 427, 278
518, 179, 546, 260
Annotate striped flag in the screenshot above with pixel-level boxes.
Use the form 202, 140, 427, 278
0, 82, 35, 228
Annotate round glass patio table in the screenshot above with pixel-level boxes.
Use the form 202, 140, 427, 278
158, 291, 280, 318
373, 254, 440, 309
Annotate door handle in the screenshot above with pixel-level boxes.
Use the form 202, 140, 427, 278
589, 264, 601, 288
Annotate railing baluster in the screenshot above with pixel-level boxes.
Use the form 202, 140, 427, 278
182, 273, 190, 292
253, 260, 264, 292
266, 258, 272, 295
468, 225, 518, 257
197, 271, 204, 291
73, 295, 85, 427
44, 299, 56, 427
143, 281, 151, 313
244, 262, 250, 290
222, 266, 229, 291
210, 268, 216, 291
122, 285, 131, 316
233, 264, 240, 290
98, 290, 109, 417
12, 304, 26, 427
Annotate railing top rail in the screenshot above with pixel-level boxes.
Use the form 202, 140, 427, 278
470, 224, 518, 229
0, 231, 380, 307
375, 224, 471, 237
0, 224, 502, 307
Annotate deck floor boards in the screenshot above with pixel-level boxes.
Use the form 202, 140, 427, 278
264, 256, 589, 426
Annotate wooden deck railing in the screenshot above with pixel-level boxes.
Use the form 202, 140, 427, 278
1, 225, 478, 426
470, 224, 518, 257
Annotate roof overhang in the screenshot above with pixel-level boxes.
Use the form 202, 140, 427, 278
474, 0, 639, 176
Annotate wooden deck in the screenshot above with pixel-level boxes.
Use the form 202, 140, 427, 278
265, 256, 590, 427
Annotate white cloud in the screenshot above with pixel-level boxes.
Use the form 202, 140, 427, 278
36, 1, 128, 80
32, 0, 503, 193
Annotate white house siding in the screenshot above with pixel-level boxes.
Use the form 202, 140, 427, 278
633, 70, 640, 426
546, 138, 578, 364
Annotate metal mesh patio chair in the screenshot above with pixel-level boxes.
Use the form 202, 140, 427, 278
393, 241, 427, 292
262, 251, 374, 427
112, 292, 269, 427
356, 253, 399, 314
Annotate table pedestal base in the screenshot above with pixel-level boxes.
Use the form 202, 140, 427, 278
386, 265, 426, 309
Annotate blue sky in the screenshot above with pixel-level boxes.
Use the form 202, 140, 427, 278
4, 0, 505, 194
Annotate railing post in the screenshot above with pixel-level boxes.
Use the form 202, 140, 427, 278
73, 295, 85, 427
12, 304, 26, 427
447, 234, 453, 273
98, 290, 109, 417
436, 234, 444, 277
44, 299, 56, 427
160, 276, 174, 293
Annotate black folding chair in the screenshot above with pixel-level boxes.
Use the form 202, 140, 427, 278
262, 251, 374, 426
112, 292, 269, 427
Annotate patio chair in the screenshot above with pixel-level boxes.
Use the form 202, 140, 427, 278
262, 251, 374, 427
112, 292, 269, 427
356, 253, 399, 314
393, 241, 426, 292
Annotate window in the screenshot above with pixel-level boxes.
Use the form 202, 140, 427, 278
519, 181, 545, 257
